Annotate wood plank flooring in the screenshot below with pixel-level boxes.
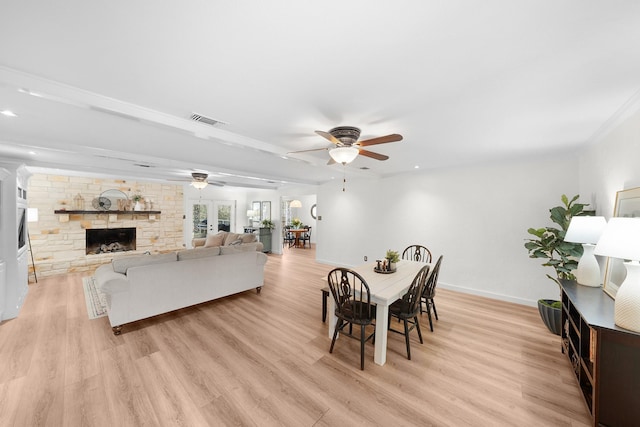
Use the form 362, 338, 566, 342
0, 246, 592, 426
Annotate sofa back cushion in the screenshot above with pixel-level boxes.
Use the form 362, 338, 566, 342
204, 232, 226, 248
112, 252, 178, 274
220, 242, 263, 254
223, 232, 241, 246
240, 233, 257, 243
177, 246, 221, 261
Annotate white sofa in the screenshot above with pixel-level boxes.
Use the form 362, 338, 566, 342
94, 242, 267, 334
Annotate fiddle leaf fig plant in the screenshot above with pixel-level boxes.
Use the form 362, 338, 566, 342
524, 194, 588, 287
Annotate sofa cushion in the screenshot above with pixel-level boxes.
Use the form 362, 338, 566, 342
204, 232, 226, 248
240, 233, 257, 243
229, 239, 243, 246
177, 246, 221, 261
220, 242, 263, 254
223, 232, 241, 246
112, 252, 178, 274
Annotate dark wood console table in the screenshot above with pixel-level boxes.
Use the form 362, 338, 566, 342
560, 280, 640, 426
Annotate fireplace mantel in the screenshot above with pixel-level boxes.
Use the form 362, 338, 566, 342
54, 210, 161, 214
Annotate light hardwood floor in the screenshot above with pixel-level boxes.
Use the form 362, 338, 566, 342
0, 246, 592, 426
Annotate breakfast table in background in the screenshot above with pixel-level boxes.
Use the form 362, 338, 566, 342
327, 259, 430, 365
288, 228, 308, 248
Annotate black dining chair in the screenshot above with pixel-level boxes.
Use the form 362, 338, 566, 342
388, 264, 430, 360
300, 226, 312, 248
282, 226, 295, 248
402, 244, 432, 263
327, 268, 376, 370
421, 255, 443, 331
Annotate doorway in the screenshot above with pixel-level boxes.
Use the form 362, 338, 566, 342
187, 199, 236, 245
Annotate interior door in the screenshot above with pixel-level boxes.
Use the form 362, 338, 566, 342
187, 199, 237, 245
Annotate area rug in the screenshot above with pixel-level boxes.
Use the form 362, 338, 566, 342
82, 276, 107, 319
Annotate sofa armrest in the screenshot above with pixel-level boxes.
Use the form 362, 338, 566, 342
192, 237, 206, 248
94, 264, 129, 294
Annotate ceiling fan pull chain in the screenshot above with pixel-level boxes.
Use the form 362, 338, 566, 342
343, 164, 346, 192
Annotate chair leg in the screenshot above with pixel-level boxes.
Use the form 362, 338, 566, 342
330, 319, 342, 353
431, 299, 438, 320
427, 305, 434, 332
415, 316, 423, 344
403, 318, 411, 360
360, 324, 366, 370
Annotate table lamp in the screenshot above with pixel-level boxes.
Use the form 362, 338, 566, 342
564, 216, 606, 287
594, 217, 640, 332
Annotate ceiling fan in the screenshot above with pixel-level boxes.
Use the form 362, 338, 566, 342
287, 126, 403, 165
170, 172, 225, 189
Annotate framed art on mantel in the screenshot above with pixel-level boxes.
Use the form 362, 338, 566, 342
603, 186, 640, 298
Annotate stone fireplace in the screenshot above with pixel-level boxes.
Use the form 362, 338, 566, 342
86, 227, 136, 255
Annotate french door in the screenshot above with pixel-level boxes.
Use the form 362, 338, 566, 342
187, 199, 236, 245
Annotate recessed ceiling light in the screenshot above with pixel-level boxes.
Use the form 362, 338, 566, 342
414, 165, 420, 169
28, 151, 36, 155
1, 110, 17, 117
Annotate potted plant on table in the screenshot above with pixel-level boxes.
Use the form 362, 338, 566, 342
386, 249, 400, 271
291, 218, 303, 229
524, 194, 588, 335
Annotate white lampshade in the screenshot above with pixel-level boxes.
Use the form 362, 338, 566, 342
565, 216, 607, 244
565, 216, 607, 287
594, 217, 640, 332
289, 200, 302, 208
190, 180, 208, 189
594, 217, 640, 260
329, 146, 359, 164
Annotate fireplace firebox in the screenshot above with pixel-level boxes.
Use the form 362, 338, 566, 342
86, 228, 136, 255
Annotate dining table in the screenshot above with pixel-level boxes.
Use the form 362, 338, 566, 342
288, 228, 308, 248
327, 259, 431, 366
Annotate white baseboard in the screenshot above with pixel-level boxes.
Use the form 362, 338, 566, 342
438, 281, 538, 308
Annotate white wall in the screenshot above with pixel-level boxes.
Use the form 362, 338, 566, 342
316, 154, 580, 306
579, 108, 640, 218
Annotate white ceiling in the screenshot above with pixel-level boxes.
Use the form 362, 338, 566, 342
1, 1, 640, 189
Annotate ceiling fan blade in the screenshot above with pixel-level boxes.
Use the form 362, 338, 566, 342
358, 149, 389, 161
357, 133, 403, 147
326, 157, 336, 165
287, 147, 328, 154
315, 130, 341, 145
207, 181, 225, 187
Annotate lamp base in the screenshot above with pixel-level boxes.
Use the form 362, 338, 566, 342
576, 244, 601, 287
614, 261, 640, 333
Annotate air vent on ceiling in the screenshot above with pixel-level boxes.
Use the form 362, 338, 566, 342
190, 113, 227, 127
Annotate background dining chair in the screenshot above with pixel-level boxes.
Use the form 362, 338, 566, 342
282, 226, 295, 248
388, 265, 430, 360
301, 226, 312, 248
402, 244, 433, 263
327, 268, 376, 370
421, 255, 443, 331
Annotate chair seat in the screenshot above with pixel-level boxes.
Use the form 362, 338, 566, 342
336, 300, 376, 324
389, 299, 416, 318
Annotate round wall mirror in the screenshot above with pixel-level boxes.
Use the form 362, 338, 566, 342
310, 203, 317, 219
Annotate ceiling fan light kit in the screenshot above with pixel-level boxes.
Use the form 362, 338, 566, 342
329, 146, 359, 164
190, 172, 209, 189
